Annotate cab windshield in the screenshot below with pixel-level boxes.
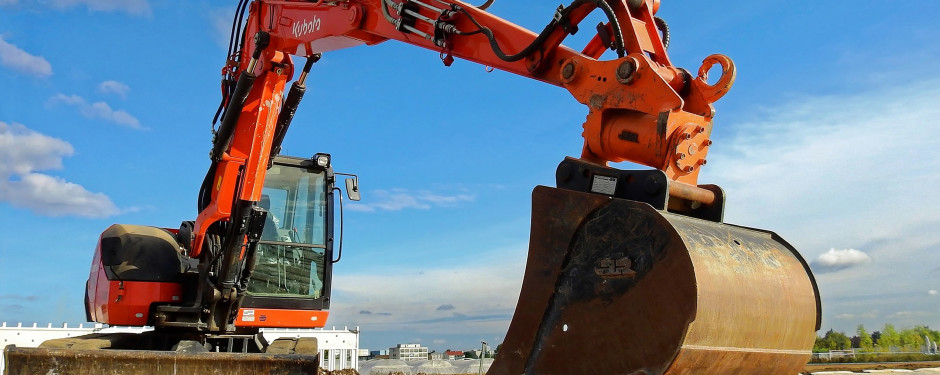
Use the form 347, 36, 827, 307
247, 164, 328, 299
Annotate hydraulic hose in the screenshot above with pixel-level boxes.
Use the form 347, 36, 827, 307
655, 16, 669, 50
455, 0, 625, 62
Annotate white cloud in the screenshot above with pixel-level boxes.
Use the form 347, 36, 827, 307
0, 122, 119, 218
0, 123, 71, 176
833, 311, 879, 320
348, 189, 474, 212
330, 245, 525, 335
0, 36, 52, 77
46, 0, 150, 16
48, 94, 143, 129
812, 248, 872, 272
699, 78, 940, 331
703, 80, 940, 249
3, 173, 119, 217
887, 311, 931, 319
929, 290, 938, 296
98, 80, 130, 98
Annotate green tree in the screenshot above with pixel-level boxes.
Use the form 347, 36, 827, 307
879, 324, 901, 350
857, 325, 874, 350
900, 327, 926, 350
910, 325, 939, 346
815, 329, 852, 351
813, 335, 827, 353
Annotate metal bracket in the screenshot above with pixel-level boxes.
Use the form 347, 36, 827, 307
556, 157, 669, 210
554, 157, 725, 222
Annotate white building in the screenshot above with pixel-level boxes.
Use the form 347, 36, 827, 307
388, 343, 428, 361
0, 322, 359, 372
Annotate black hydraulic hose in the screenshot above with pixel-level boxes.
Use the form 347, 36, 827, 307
476, 0, 495, 10
455, 6, 557, 62
234, 2, 251, 60
455, 0, 625, 62
654, 16, 670, 50
217, 200, 252, 294
573, 0, 625, 57
214, 0, 250, 127
198, 163, 217, 213
228, 0, 249, 60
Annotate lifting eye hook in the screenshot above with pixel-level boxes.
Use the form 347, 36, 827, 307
694, 54, 736, 103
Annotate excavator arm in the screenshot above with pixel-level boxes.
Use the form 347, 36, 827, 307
219, 0, 733, 182
194, 0, 738, 321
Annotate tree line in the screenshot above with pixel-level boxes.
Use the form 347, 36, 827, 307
815, 324, 940, 352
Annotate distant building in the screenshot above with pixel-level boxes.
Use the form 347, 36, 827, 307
370, 349, 389, 359
389, 343, 429, 361
444, 350, 464, 359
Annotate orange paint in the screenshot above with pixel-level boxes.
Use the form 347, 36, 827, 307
235, 308, 330, 328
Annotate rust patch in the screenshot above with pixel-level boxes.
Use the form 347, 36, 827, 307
594, 257, 638, 279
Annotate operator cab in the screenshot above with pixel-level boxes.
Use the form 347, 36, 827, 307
250, 156, 329, 299
238, 154, 358, 326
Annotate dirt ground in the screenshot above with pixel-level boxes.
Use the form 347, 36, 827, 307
802, 361, 940, 373
324, 362, 940, 375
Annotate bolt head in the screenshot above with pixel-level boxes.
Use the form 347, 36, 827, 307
617, 60, 636, 82
562, 63, 575, 80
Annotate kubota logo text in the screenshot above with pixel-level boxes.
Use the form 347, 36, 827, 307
292, 17, 321, 38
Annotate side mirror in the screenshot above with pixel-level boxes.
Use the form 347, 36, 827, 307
345, 177, 360, 201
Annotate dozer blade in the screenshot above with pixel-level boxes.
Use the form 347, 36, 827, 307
490, 186, 820, 375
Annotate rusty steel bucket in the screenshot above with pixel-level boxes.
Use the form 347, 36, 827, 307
490, 186, 820, 375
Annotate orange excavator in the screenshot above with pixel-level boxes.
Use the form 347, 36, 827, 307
3, 0, 820, 374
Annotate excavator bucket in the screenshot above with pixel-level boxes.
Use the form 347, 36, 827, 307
490, 185, 820, 375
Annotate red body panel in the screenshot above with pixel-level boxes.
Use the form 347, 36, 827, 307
235, 308, 329, 328
86, 233, 183, 326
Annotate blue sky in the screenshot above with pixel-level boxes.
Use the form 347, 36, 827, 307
2, 0, 940, 353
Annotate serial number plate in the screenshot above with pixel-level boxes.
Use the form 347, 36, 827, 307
591, 175, 617, 195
